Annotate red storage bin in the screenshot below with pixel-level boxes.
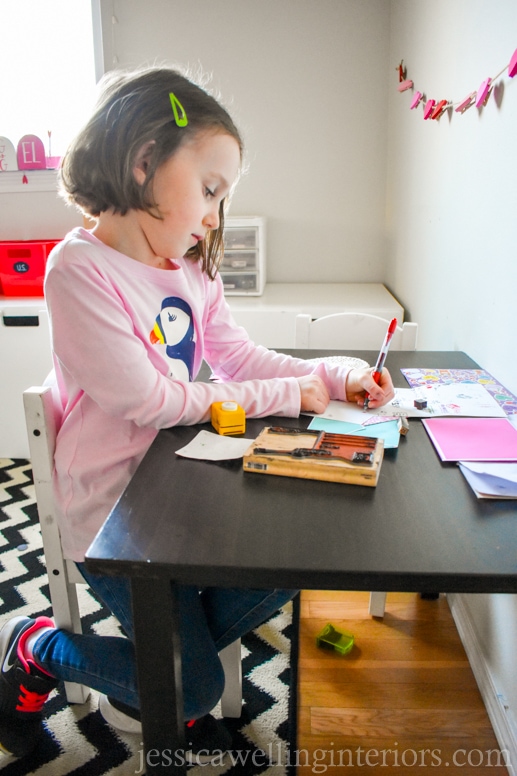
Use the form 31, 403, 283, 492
0, 240, 59, 296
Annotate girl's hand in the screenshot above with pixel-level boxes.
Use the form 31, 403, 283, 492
297, 374, 330, 414
345, 367, 395, 408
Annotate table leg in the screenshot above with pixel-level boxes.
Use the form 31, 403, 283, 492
131, 577, 186, 774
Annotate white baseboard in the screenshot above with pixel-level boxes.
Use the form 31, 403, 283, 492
448, 593, 517, 775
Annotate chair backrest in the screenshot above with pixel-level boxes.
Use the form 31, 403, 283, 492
23, 386, 85, 594
23, 385, 91, 703
295, 313, 418, 351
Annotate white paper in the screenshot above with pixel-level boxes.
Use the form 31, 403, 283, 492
306, 356, 369, 369
303, 383, 506, 423
459, 463, 517, 499
303, 400, 372, 424
460, 461, 517, 485
175, 430, 253, 461
377, 384, 506, 418
303, 399, 404, 426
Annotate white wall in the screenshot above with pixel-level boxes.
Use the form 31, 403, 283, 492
386, 0, 517, 754
99, 0, 390, 283
386, 0, 517, 395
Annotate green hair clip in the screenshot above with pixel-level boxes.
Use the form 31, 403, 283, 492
169, 92, 188, 127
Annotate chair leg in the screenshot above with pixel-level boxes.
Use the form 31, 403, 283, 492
49, 576, 91, 703
368, 591, 387, 617
63, 679, 90, 704
219, 639, 242, 718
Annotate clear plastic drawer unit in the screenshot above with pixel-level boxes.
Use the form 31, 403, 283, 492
221, 216, 265, 295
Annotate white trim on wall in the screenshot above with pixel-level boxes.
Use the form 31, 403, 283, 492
91, 0, 105, 82
448, 593, 517, 775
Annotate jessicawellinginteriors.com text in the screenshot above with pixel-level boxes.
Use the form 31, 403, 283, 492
135, 742, 511, 772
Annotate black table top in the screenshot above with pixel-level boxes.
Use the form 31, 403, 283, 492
86, 351, 517, 593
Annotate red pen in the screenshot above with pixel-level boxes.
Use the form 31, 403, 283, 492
363, 318, 398, 409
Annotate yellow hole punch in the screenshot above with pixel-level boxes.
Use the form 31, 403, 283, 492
211, 401, 246, 436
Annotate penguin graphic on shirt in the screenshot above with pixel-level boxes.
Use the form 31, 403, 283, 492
149, 296, 195, 382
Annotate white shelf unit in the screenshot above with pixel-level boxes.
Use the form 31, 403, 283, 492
227, 283, 404, 348
220, 216, 265, 296
0, 300, 52, 458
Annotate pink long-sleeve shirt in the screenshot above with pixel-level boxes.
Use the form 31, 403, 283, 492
44, 227, 350, 560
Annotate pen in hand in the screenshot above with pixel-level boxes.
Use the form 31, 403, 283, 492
363, 318, 398, 410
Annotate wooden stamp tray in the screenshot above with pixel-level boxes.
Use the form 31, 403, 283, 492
243, 426, 384, 486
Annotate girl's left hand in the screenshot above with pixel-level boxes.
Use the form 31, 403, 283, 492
345, 367, 395, 408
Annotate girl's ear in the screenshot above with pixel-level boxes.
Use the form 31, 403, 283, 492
133, 141, 156, 185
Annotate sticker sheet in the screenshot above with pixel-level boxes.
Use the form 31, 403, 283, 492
401, 368, 517, 415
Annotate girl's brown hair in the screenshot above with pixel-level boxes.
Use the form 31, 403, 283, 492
59, 66, 243, 279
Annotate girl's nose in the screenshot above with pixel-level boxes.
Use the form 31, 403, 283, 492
204, 204, 220, 231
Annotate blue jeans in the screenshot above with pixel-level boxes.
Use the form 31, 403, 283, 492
32, 564, 297, 720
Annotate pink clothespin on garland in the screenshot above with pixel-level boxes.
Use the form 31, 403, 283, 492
410, 91, 423, 109
398, 79, 413, 92
431, 99, 448, 120
455, 92, 476, 113
423, 99, 436, 119
475, 78, 492, 108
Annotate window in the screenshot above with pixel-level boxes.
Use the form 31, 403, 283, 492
0, 0, 99, 163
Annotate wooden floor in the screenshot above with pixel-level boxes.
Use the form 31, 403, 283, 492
296, 591, 510, 775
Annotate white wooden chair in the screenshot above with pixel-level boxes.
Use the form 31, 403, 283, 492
295, 312, 418, 351
294, 312, 419, 617
23, 385, 242, 716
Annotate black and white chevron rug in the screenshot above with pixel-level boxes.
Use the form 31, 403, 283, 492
0, 459, 299, 775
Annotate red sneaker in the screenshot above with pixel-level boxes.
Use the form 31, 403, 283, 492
0, 616, 58, 757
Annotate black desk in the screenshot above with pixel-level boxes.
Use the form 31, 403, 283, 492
85, 351, 517, 774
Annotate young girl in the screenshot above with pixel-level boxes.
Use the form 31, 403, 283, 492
0, 66, 394, 761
